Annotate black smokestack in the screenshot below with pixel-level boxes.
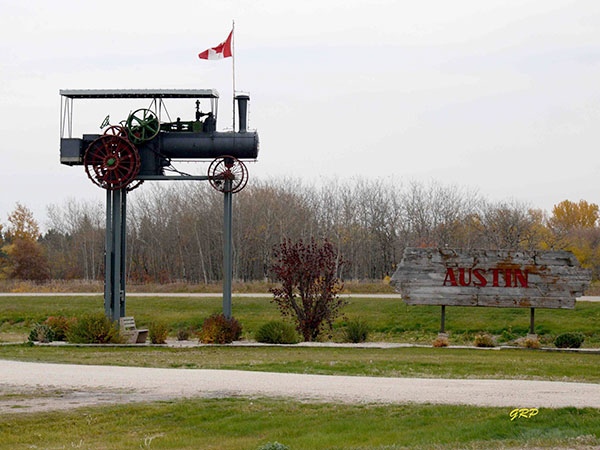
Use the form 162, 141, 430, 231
235, 94, 249, 132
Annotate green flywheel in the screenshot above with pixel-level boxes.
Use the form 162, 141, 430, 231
126, 108, 160, 144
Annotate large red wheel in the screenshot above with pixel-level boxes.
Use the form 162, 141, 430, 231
84, 135, 141, 190
208, 156, 248, 193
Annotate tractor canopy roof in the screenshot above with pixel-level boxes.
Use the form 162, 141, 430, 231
59, 89, 220, 99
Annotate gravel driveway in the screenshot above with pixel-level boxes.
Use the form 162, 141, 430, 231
1, 360, 599, 413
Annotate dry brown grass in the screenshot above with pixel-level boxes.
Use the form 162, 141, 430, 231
0, 279, 395, 294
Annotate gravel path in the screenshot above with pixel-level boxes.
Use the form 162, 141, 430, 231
1, 360, 599, 413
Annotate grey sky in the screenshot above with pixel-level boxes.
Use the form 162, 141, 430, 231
1, 0, 599, 228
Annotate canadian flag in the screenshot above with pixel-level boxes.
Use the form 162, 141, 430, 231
198, 30, 233, 60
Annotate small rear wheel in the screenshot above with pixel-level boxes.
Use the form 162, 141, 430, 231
208, 156, 248, 193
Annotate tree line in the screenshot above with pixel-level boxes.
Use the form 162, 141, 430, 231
1, 178, 599, 282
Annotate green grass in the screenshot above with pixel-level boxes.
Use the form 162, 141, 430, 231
0, 397, 598, 449
1, 295, 599, 346
2, 345, 599, 383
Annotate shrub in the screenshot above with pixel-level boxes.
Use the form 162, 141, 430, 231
176, 327, 191, 341
521, 337, 540, 349
257, 443, 290, 450
149, 321, 169, 344
199, 314, 242, 344
432, 336, 449, 347
270, 238, 346, 341
255, 321, 299, 344
473, 333, 495, 347
499, 329, 517, 343
343, 319, 369, 343
28, 323, 55, 343
66, 314, 122, 344
554, 332, 585, 349
43, 316, 76, 341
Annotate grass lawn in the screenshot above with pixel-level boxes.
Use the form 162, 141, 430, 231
1, 295, 599, 346
2, 345, 599, 383
0, 397, 598, 449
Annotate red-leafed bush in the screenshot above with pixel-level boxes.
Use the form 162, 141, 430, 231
269, 238, 346, 342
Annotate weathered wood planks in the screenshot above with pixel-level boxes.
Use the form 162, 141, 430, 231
390, 248, 591, 309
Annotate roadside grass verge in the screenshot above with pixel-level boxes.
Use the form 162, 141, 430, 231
1, 295, 599, 346
2, 345, 599, 383
0, 397, 598, 449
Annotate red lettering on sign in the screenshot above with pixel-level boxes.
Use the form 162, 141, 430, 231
473, 268, 487, 287
514, 269, 528, 288
491, 268, 501, 287
459, 268, 472, 286
443, 268, 457, 286
504, 269, 512, 287
443, 267, 530, 288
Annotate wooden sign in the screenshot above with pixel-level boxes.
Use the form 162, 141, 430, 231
391, 248, 591, 309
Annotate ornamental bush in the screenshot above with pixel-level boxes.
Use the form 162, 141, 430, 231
521, 337, 540, 349
43, 316, 76, 341
149, 321, 169, 344
255, 321, 299, 344
28, 323, 55, 343
198, 314, 242, 344
269, 238, 346, 342
473, 333, 495, 347
432, 336, 449, 347
66, 314, 122, 344
343, 319, 369, 343
176, 327, 192, 341
554, 332, 585, 349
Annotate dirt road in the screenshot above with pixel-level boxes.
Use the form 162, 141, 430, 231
1, 360, 598, 413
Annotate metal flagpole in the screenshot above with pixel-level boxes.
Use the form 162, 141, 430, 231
232, 19, 236, 131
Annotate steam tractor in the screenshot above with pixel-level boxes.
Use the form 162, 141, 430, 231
59, 89, 259, 322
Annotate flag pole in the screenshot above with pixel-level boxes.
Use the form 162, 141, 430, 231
232, 19, 236, 131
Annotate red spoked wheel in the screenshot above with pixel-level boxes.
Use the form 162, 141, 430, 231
103, 125, 129, 138
84, 135, 141, 190
208, 155, 248, 193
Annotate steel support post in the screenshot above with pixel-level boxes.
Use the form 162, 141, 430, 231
111, 188, 122, 323
104, 190, 112, 319
120, 189, 127, 318
223, 180, 233, 319
104, 188, 127, 323
530, 307, 535, 335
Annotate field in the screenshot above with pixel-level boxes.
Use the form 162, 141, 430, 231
1, 294, 599, 346
1, 398, 599, 449
1, 294, 599, 449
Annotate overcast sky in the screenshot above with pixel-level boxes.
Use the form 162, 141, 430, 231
1, 0, 600, 228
